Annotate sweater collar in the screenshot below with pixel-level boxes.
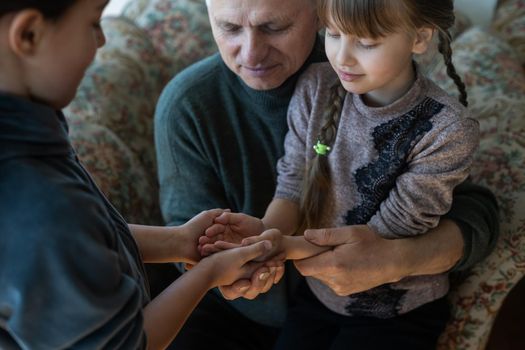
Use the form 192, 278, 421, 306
0, 92, 72, 162
351, 63, 429, 120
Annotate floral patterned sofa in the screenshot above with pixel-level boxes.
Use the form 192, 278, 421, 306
63, 0, 525, 348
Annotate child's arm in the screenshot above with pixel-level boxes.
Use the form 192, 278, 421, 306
240, 229, 330, 262
261, 198, 301, 236
142, 241, 272, 350
129, 209, 227, 264
201, 198, 302, 254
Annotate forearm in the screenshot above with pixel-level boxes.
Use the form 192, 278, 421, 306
398, 219, 464, 277
143, 263, 213, 350
444, 181, 499, 271
283, 235, 328, 260
262, 198, 300, 235
129, 224, 185, 263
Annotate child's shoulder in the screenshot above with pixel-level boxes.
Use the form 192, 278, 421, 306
424, 78, 468, 119
422, 77, 479, 138
0, 158, 111, 244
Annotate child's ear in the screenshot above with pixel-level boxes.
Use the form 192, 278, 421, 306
412, 27, 434, 54
7, 10, 46, 58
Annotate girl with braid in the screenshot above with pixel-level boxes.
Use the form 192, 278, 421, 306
201, 0, 479, 348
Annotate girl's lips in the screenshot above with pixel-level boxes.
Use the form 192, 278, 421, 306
338, 70, 363, 82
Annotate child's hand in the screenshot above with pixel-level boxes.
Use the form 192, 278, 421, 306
178, 208, 229, 263
199, 212, 265, 256
241, 229, 286, 263
201, 240, 274, 288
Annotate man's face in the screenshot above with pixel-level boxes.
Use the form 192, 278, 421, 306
207, 0, 318, 90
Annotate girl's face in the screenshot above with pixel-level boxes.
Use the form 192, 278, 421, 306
325, 22, 429, 107
27, 0, 107, 109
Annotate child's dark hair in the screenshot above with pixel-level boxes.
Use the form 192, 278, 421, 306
0, 1, 76, 20
300, 0, 468, 229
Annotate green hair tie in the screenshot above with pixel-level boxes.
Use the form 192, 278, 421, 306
313, 140, 331, 156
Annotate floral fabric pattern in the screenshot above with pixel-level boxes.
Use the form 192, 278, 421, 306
492, 0, 525, 66
65, 0, 525, 349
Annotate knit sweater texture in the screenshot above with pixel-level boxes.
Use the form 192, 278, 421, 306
276, 62, 479, 317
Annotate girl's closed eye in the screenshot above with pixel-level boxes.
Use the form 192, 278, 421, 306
325, 27, 340, 38
356, 39, 379, 50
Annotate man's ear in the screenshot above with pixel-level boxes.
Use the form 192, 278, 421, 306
7, 10, 46, 58
412, 27, 434, 55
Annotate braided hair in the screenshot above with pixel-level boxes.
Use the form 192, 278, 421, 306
300, 83, 346, 229
301, 0, 468, 229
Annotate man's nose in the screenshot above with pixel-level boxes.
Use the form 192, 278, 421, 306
240, 30, 268, 66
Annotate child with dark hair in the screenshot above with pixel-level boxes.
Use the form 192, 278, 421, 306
0, 1, 275, 349
202, 0, 479, 348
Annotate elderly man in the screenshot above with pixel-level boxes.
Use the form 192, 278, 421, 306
154, 0, 498, 348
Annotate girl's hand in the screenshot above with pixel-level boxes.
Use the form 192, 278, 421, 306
241, 229, 286, 262
199, 212, 265, 256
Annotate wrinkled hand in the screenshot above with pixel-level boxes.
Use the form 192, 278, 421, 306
199, 212, 265, 256
294, 225, 406, 296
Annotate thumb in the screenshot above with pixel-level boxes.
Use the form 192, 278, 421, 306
237, 240, 272, 264
303, 227, 357, 247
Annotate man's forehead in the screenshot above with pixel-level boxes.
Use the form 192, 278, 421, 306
208, 0, 315, 23
207, 0, 315, 12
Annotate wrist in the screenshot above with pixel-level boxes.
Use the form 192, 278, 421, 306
389, 237, 417, 281
190, 257, 217, 290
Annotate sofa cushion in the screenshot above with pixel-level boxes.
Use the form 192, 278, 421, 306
439, 130, 525, 348
123, 0, 217, 81
492, 0, 525, 65
425, 27, 525, 138
68, 121, 162, 224
66, 17, 164, 180
65, 17, 164, 224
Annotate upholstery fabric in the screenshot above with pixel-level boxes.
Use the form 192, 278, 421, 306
65, 0, 525, 348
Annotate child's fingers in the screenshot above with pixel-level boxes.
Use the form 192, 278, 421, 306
205, 223, 226, 237
201, 243, 223, 256
260, 228, 281, 240
236, 240, 272, 265
241, 235, 264, 246
214, 241, 241, 250
273, 265, 285, 284
264, 252, 286, 266
214, 212, 247, 226
199, 234, 222, 246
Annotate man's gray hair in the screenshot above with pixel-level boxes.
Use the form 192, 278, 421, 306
206, 0, 315, 7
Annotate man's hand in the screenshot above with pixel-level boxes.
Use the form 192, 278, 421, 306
293, 225, 408, 296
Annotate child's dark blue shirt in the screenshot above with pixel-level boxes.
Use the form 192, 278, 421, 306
0, 93, 149, 349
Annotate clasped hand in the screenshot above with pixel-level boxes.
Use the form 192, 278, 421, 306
199, 212, 286, 300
